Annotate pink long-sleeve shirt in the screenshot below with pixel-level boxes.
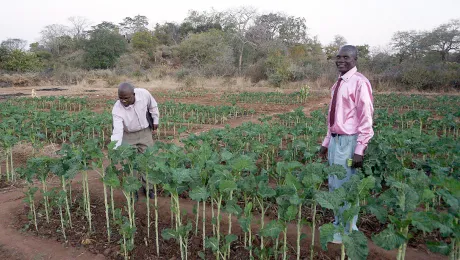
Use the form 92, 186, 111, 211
321, 67, 374, 155
110, 88, 160, 148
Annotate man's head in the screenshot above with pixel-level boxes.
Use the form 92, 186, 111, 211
118, 82, 135, 107
336, 45, 358, 75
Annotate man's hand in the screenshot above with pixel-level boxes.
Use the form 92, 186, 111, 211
319, 146, 328, 159
152, 124, 158, 134
352, 153, 363, 168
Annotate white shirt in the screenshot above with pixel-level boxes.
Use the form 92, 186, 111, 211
110, 88, 159, 147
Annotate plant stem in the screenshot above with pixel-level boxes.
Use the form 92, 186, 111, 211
195, 201, 199, 236
61, 176, 72, 228
102, 165, 110, 242
30, 193, 38, 232
153, 184, 159, 256
111, 187, 115, 221
283, 226, 288, 260
216, 196, 222, 260
42, 181, 50, 223
58, 204, 67, 243
227, 190, 233, 258
202, 200, 206, 253
310, 202, 317, 260
297, 203, 302, 260
146, 179, 150, 240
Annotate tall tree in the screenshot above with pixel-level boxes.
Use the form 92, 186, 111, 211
0, 38, 27, 51
391, 30, 424, 62
83, 23, 127, 69
119, 15, 149, 37
423, 19, 460, 61
68, 16, 91, 41
154, 22, 181, 45
222, 6, 258, 73
324, 35, 347, 60
40, 24, 70, 56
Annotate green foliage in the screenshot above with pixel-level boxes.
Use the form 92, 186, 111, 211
131, 31, 158, 53
83, 28, 127, 69
1, 49, 42, 72
372, 225, 406, 250
265, 50, 291, 87
342, 231, 369, 260
178, 29, 235, 76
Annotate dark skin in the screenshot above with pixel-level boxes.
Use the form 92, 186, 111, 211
319, 46, 363, 168
118, 87, 158, 132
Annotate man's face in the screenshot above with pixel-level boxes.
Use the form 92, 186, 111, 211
118, 91, 135, 107
335, 49, 357, 74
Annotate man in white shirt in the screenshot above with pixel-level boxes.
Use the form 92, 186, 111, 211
110, 82, 160, 199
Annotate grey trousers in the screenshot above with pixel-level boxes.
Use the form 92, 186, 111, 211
327, 134, 359, 232
122, 128, 154, 188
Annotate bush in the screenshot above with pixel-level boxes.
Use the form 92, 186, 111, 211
175, 68, 191, 81
83, 29, 127, 69
265, 50, 291, 87
400, 62, 460, 90
246, 60, 266, 83
1, 50, 42, 72
178, 29, 236, 77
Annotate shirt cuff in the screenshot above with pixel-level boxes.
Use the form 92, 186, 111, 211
354, 144, 366, 156
321, 137, 331, 148
153, 118, 159, 124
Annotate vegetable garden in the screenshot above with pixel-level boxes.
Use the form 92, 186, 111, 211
0, 90, 458, 260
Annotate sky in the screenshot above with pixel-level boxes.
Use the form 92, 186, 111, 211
2, 0, 459, 49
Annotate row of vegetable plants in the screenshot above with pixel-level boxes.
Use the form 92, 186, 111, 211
2, 93, 459, 260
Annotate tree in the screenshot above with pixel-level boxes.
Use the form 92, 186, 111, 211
83, 25, 127, 69
222, 6, 258, 73
1, 49, 42, 72
131, 31, 158, 53
88, 21, 119, 33
278, 16, 308, 45
1, 38, 27, 51
423, 19, 460, 61
183, 9, 224, 33
154, 22, 181, 45
356, 44, 370, 60
119, 15, 149, 37
178, 29, 235, 76
40, 24, 70, 56
324, 35, 347, 60
391, 30, 425, 62
68, 16, 91, 41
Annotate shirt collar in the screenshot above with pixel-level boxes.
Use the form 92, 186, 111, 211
339, 66, 357, 82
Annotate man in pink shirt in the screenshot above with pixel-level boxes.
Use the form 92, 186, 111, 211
319, 45, 374, 244
111, 82, 160, 198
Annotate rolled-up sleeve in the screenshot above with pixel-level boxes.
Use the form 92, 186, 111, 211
110, 113, 124, 148
354, 80, 374, 155
148, 94, 160, 124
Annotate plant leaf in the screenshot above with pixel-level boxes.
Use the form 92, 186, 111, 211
343, 231, 368, 260
426, 241, 451, 256
319, 223, 335, 250
372, 225, 406, 250
260, 220, 283, 239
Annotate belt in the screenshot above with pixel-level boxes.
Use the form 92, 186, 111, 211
331, 133, 343, 137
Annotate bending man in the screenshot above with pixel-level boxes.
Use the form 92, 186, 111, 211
111, 82, 159, 199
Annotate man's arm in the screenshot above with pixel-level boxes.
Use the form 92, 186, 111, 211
354, 80, 374, 156
147, 93, 159, 129
110, 114, 124, 148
